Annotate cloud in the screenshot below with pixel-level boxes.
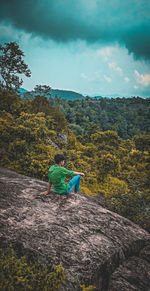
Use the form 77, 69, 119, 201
0, 0, 150, 60
97, 46, 116, 61
108, 62, 123, 75
104, 75, 112, 83
134, 70, 150, 87
81, 73, 87, 79
81, 72, 100, 82
124, 77, 130, 83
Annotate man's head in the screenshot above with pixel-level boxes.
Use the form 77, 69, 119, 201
54, 154, 65, 166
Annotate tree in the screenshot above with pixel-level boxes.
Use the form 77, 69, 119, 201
0, 42, 31, 91
34, 85, 51, 97
134, 134, 150, 152
84, 122, 100, 141
98, 153, 120, 180
91, 130, 120, 149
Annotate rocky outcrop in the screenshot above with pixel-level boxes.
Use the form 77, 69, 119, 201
47, 138, 60, 150
0, 167, 150, 290
108, 253, 150, 290
57, 132, 68, 144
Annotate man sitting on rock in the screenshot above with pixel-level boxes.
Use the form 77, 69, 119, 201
41, 154, 85, 195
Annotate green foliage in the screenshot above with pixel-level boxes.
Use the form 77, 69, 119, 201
80, 285, 96, 291
0, 42, 31, 91
98, 176, 129, 197
103, 187, 150, 226
34, 84, 51, 96
91, 130, 120, 149
0, 89, 24, 115
98, 153, 120, 180
49, 96, 150, 139
0, 246, 66, 291
70, 123, 84, 136
0, 90, 67, 178
134, 134, 150, 152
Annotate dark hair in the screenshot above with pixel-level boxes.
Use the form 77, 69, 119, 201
54, 154, 65, 164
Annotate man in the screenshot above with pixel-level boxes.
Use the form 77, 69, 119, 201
41, 154, 85, 195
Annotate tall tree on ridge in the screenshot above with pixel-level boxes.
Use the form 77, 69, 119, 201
0, 42, 31, 91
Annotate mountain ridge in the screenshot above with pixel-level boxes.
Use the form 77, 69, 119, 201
20, 88, 85, 100
20, 88, 150, 100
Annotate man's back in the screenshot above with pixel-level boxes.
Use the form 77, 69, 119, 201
41, 154, 85, 196
48, 164, 74, 194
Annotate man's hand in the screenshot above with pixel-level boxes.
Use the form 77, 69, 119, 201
40, 190, 49, 195
74, 171, 85, 177
80, 172, 85, 177
40, 183, 52, 195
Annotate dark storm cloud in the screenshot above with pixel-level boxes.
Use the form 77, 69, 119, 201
0, 0, 150, 60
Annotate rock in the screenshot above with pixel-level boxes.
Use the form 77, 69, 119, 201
58, 132, 68, 144
0, 166, 150, 291
47, 138, 60, 150
140, 245, 150, 263
108, 256, 150, 291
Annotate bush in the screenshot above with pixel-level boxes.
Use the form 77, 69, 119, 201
0, 246, 66, 291
80, 285, 96, 291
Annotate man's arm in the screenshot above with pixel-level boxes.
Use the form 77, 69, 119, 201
74, 172, 85, 177
63, 167, 85, 178
41, 182, 52, 195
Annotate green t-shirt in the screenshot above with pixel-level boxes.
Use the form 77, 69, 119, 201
48, 164, 74, 194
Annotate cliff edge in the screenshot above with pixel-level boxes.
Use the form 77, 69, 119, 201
0, 167, 150, 290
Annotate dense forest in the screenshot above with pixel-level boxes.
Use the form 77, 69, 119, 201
1, 89, 150, 232
48, 96, 150, 139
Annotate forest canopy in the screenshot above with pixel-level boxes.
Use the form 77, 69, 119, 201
48, 95, 150, 140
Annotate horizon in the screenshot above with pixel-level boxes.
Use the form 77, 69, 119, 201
20, 86, 150, 99
0, 0, 150, 98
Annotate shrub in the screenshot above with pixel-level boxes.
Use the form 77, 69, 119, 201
0, 246, 66, 291
80, 284, 96, 291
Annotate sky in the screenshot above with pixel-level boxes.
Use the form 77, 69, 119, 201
0, 0, 150, 97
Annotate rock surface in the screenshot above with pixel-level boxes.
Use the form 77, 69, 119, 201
57, 132, 68, 144
0, 167, 150, 291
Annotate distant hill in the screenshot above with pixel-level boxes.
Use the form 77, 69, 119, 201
19, 88, 150, 100
20, 88, 84, 100
50, 89, 84, 100
19, 88, 28, 93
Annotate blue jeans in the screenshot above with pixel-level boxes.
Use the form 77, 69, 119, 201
64, 175, 81, 194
